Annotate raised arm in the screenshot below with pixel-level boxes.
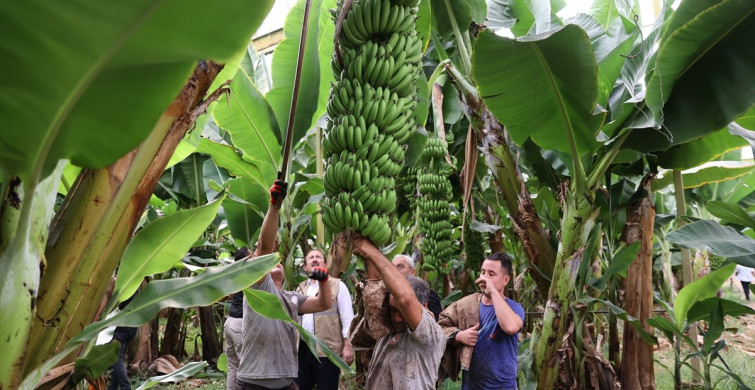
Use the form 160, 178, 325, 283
254, 180, 287, 257
352, 235, 424, 331
477, 275, 522, 335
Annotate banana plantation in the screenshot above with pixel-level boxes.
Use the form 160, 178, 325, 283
2, 0, 754, 389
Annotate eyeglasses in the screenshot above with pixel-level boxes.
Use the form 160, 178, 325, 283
395, 264, 410, 270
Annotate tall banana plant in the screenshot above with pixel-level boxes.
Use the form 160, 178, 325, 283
472, 0, 754, 387
0, 1, 276, 387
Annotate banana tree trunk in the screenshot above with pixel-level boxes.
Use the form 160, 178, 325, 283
161, 307, 185, 359
444, 60, 556, 295
619, 174, 655, 390
534, 181, 597, 388
23, 62, 226, 375
199, 305, 222, 366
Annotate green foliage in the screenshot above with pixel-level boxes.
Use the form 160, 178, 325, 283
114, 195, 227, 304
667, 220, 755, 268
72, 342, 120, 385
134, 362, 209, 390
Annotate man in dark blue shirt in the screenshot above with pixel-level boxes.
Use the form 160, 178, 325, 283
439, 253, 525, 389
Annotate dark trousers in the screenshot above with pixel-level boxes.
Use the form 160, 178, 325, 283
108, 341, 130, 390
295, 340, 340, 390
742, 281, 751, 300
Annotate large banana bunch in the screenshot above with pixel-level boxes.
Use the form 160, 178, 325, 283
321, 0, 422, 246
417, 135, 455, 271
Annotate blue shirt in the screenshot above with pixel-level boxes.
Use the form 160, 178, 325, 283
462, 298, 525, 390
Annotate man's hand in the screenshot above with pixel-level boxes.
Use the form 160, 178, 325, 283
269, 180, 288, 207
455, 323, 479, 347
351, 234, 377, 258
308, 266, 329, 282
475, 275, 501, 298
342, 341, 354, 365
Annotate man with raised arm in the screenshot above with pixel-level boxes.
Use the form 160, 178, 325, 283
352, 235, 445, 390
438, 252, 525, 390
236, 180, 333, 390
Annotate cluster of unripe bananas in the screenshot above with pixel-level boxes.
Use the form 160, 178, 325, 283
417, 136, 455, 270
322, 0, 421, 246
463, 212, 485, 273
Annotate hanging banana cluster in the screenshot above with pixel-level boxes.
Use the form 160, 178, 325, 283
463, 213, 485, 272
396, 165, 419, 213
417, 136, 455, 270
321, 0, 422, 246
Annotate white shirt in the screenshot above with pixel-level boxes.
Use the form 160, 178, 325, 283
735, 264, 755, 282
300, 279, 354, 338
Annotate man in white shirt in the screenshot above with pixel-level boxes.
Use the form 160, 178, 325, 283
735, 264, 755, 301
295, 249, 355, 390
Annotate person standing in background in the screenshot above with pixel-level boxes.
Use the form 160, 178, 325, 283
224, 247, 252, 390
295, 249, 355, 390
734, 264, 755, 301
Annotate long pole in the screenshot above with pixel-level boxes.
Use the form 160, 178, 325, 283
279, 0, 312, 180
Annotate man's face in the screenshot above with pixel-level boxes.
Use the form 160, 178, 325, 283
479, 259, 510, 294
392, 256, 415, 276
389, 294, 408, 333
270, 263, 284, 288
304, 250, 325, 273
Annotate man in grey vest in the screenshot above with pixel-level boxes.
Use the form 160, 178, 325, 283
295, 249, 355, 390
236, 180, 333, 390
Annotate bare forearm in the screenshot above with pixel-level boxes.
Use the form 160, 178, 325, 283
255, 207, 279, 256
491, 291, 522, 335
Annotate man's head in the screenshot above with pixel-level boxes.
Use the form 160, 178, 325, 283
233, 247, 252, 261
479, 252, 513, 294
389, 275, 430, 333
303, 249, 326, 274
392, 254, 416, 276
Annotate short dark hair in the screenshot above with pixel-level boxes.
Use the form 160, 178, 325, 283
234, 247, 251, 261
405, 275, 430, 306
486, 252, 513, 276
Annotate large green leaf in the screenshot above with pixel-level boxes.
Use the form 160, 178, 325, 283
72, 254, 279, 344
134, 362, 209, 390
706, 200, 755, 230
243, 289, 352, 373
265, 0, 334, 148
672, 263, 735, 328
223, 178, 268, 247
687, 297, 755, 324
416, 0, 433, 51
570, 14, 637, 107
486, 0, 565, 36
656, 127, 749, 170
430, 0, 472, 38
624, 0, 755, 152
0, 0, 275, 181
667, 220, 755, 266
473, 25, 605, 157
73, 342, 120, 384
587, 0, 638, 29
113, 196, 226, 304
197, 139, 274, 187
213, 70, 281, 169
651, 163, 754, 191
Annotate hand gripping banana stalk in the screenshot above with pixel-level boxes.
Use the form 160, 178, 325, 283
322, 0, 422, 246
